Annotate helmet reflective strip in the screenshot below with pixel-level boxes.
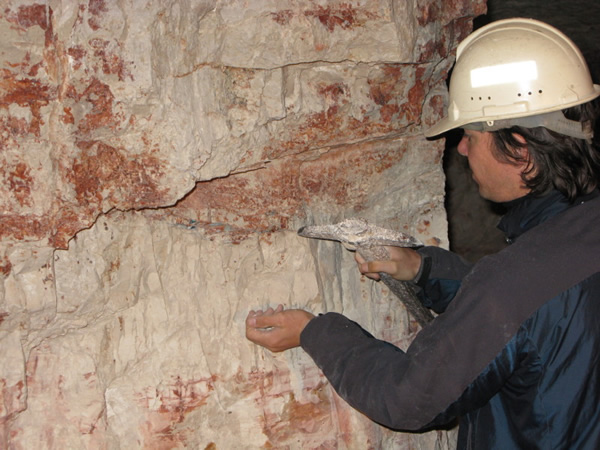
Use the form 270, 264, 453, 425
471, 61, 538, 88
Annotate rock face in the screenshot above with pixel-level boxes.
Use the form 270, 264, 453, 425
0, 1, 484, 448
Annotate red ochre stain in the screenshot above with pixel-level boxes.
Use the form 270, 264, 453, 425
154, 375, 217, 420
169, 142, 407, 242
136, 375, 218, 447
0, 115, 29, 149
0, 140, 168, 250
270, 9, 294, 26
69, 140, 166, 208
368, 65, 408, 106
0, 214, 46, 242
0, 72, 52, 105
261, 67, 424, 161
318, 82, 348, 103
67, 45, 87, 71
0, 255, 11, 276
231, 366, 333, 446
7, 162, 34, 207
76, 78, 120, 133
87, 0, 108, 31
304, 4, 373, 32
61, 106, 74, 124
405, 66, 427, 122
88, 38, 132, 82
0, 69, 55, 136
417, 0, 476, 27
5, 4, 54, 49
260, 381, 333, 446
88, 0, 107, 17
6, 4, 49, 30
260, 64, 426, 161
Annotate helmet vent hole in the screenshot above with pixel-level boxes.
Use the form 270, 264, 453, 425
528, 91, 532, 96
538, 90, 543, 94
518, 93, 522, 97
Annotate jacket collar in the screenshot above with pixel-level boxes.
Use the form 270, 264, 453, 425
497, 189, 600, 243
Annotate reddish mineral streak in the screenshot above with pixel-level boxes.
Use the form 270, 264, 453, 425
262, 384, 332, 444
405, 66, 427, 122
236, 366, 335, 446
0, 255, 11, 275
368, 66, 407, 106
87, 0, 108, 31
304, 4, 376, 32
69, 140, 166, 207
7, 162, 34, 207
0, 215, 46, 242
136, 375, 218, 447
0, 71, 55, 136
0, 166, 164, 249
261, 64, 428, 161
273, 4, 379, 31
76, 78, 120, 133
167, 142, 407, 243
417, 0, 484, 27
67, 46, 86, 71
7, 4, 48, 29
270, 9, 294, 26
89, 39, 133, 82
318, 82, 348, 103
4, 4, 54, 50
155, 375, 217, 420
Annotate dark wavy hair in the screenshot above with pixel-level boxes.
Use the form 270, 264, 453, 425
489, 100, 600, 202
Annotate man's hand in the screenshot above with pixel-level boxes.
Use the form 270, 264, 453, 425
245, 305, 315, 352
355, 246, 422, 281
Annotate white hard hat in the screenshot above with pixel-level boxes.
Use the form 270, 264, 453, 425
425, 18, 600, 138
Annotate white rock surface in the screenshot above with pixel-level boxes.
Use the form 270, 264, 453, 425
0, 0, 485, 447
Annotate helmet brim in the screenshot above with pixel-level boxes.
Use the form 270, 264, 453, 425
424, 84, 600, 139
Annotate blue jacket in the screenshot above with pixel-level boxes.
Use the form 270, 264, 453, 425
301, 190, 600, 449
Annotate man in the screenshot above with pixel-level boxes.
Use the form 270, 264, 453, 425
246, 18, 600, 449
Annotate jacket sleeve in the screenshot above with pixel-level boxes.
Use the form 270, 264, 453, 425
414, 246, 474, 313
300, 310, 521, 431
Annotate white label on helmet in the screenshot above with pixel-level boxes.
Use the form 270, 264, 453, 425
471, 61, 538, 88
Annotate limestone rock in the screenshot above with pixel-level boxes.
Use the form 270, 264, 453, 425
0, 0, 485, 447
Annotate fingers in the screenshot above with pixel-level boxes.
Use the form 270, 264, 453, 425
355, 246, 422, 281
246, 304, 284, 328
357, 262, 381, 280
245, 308, 315, 352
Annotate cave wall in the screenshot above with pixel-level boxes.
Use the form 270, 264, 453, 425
0, 1, 485, 448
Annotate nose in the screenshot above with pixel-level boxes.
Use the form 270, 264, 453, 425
457, 135, 468, 156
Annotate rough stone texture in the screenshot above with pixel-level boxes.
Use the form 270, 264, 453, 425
0, 1, 484, 448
